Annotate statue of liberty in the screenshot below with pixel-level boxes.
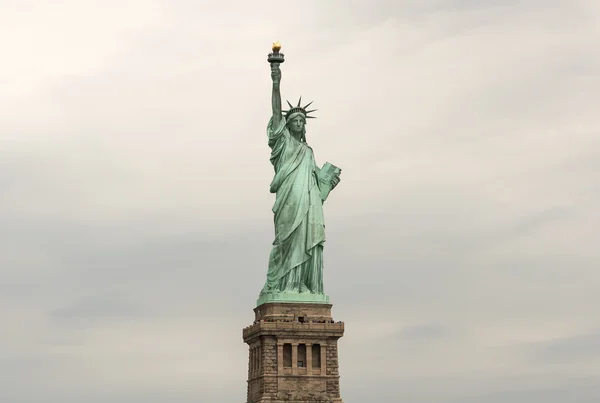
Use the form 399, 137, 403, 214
258, 42, 341, 305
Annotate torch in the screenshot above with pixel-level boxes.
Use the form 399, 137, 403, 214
267, 41, 285, 68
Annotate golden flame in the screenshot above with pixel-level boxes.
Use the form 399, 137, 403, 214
272, 41, 282, 52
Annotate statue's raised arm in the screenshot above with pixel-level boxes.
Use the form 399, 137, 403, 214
268, 42, 284, 127
271, 66, 282, 126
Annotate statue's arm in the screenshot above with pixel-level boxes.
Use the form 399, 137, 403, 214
271, 65, 283, 127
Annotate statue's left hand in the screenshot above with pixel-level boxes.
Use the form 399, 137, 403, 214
331, 175, 341, 189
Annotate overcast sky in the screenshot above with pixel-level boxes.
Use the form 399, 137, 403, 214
1, 1, 599, 402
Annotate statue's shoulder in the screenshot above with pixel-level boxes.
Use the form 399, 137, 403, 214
268, 115, 287, 126
267, 117, 289, 142
268, 116, 287, 132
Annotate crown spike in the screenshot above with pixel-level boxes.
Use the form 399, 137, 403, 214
297, 96, 302, 107
306, 109, 318, 114
303, 101, 314, 109
286, 100, 294, 109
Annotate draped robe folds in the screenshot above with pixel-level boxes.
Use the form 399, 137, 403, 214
260, 117, 326, 295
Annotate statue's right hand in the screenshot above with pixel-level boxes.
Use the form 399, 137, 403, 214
271, 66, 281, 84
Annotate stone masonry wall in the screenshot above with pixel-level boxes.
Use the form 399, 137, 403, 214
326, 342, 339, 376
262, 337, 278, 375
262, 337, 278, 398
325, 341, 340, 398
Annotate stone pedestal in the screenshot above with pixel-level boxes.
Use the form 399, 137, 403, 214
242, 302, 344, 403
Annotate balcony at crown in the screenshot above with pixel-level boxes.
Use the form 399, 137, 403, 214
243, 302, 344, 403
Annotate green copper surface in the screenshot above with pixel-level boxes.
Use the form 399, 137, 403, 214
257, 292, 330, 306
258, 43, 341, 306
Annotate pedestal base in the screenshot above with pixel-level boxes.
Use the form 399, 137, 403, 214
243, 302, 344, 403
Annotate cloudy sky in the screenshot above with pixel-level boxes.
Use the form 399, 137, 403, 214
2, 0, 600, 402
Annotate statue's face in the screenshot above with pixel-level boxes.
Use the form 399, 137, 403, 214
289, 116, 305, 134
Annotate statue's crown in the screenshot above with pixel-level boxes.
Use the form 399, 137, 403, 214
283, 96, 317, 121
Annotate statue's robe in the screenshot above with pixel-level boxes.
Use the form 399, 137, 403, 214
260, 117, 325, 294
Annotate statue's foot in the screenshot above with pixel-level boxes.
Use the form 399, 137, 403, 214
299, 285, 310, 293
